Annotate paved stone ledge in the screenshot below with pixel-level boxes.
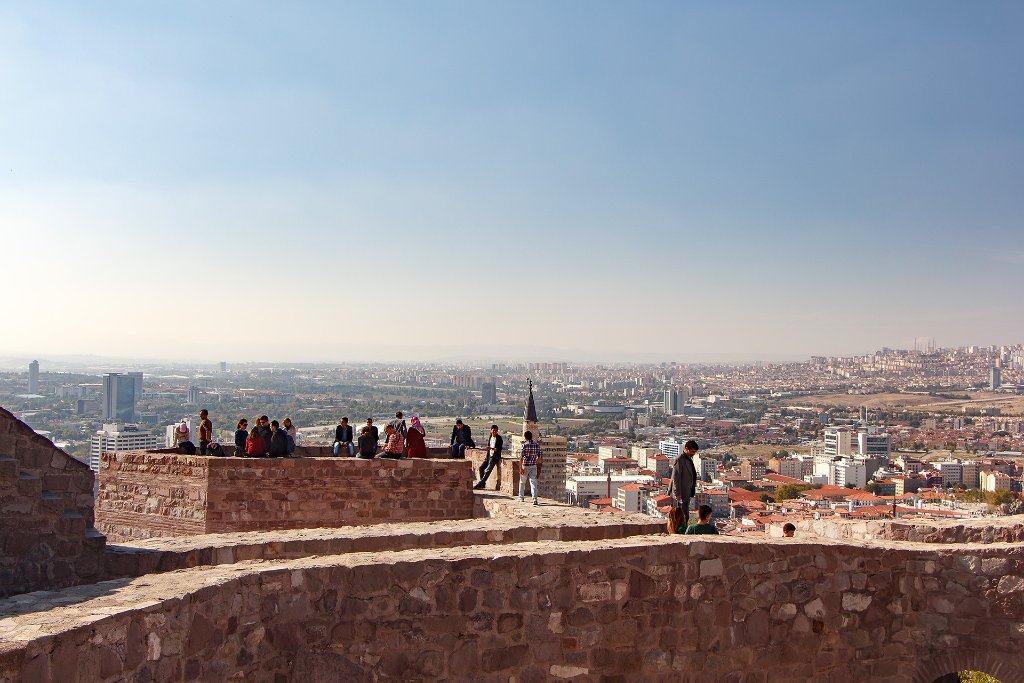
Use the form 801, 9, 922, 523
1, 534, 1022, 682
103, 492, 663, 578
796, 515, 1024, 544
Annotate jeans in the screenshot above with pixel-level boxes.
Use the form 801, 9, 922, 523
451, 443, 467, 459
333, 441, 354, 456
518, 464, 538, 501
477, 455, 500, 486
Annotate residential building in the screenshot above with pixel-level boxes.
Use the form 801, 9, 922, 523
616, 483, 648, 513
481, 381, 497, 404
598, 446, 629, 461
28, 360, 39, 394
981, 470, 1012, 493
631, 446, 658, 469
768, 457, 803, 480
566, 474, 656, 507
833, 460, 867, 489
739, 459, 767, 482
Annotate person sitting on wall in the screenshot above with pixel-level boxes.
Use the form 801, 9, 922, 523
405, 416, 427, 458
334, 417, 354, 456
267, 420, 290, 458
245, 424, 267, 457
357, 425, 377, 459
234, 419, 248, 456
666, 507, 686, 534
380, 424, 404, 459
450, 419, 473, 459
253, 416, 273, 455
783, 523, 796, 538
684, 505, 719, 535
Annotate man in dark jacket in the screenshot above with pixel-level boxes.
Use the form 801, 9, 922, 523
365, 418, 379, 447
450, 419, 473, 459
254, 415, 273, 457
334, 417, 354, 456
668, 440, 699, 528
474, 425, 503, 489
267, 420, 289, 457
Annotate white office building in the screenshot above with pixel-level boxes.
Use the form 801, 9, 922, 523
89, 424, 160, 473
566, 474, 655, 507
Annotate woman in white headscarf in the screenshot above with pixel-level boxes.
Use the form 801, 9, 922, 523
406, 415, 427, 458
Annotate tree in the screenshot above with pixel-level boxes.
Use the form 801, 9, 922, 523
959, 670, 1002, 683
759, 493, 775, 503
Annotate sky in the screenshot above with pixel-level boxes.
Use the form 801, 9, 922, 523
1, 1, 1022, 363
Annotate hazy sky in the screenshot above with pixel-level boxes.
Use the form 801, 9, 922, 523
2, 2, 1022, 362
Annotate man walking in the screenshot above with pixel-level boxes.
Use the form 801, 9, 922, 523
450, 419, 473, 459
517, 430, 542, 505
668, 439, 699, 528
198, 409, 213, 456
334, 417, 354, 456
474, 425, 503, 490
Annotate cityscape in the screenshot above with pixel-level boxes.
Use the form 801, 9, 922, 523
2, 2, 1023, 681
3, 340, 1022, 534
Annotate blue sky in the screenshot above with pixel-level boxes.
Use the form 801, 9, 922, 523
1, 2, 1022, 361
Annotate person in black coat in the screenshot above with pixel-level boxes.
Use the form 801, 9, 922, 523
474, 425, 503, 489
667, 440, 699, 528
267, 420, 290, 457
450, 419, 473, 459
357, 426, 377, 459
334, 417, 354, 456
234, 418, 249, 456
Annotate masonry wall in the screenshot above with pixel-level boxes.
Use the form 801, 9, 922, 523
1, 536, 1022, 682
0, 407, 105, 599
96, 452, 475, 541
467, 448, 515, 496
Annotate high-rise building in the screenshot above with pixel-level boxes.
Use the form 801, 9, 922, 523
28, 360, 39, 394
128, 372, 144, 397
991, 366, 1002, 391
663, 389, 680, 415
187, 386, 201, 404
219, 361, 228, 372
89, 423, 160, 472
102, 373, 136, 422
481, 381, 497, 404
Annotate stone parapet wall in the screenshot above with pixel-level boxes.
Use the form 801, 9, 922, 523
0, 407, 105, 599
466, 448, 514, 495
96, 453, 474, 542
796, 516, 1024, 544
1, 535, 1022, 682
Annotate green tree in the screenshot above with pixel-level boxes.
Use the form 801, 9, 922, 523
959, 670, 1003, 683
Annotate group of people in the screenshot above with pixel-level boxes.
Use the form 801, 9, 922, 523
665, 438, 796, 537
470, 425, 544, 506
171, 411, 298, 457
332, 412, 427, 459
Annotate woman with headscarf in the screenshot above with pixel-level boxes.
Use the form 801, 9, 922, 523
406, 415, 427, 458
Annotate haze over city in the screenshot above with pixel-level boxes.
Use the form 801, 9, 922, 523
2, 2, 1022, 362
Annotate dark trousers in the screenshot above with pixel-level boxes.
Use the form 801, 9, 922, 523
199, 440, 210, 455
451, 443, 467, 459
477, 455, 500, 486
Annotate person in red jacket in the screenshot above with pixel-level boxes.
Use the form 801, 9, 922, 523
245, 426, 266, 456
406, 415, 427, 458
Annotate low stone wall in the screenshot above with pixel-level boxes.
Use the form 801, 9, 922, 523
466, 447, 515, 495
96, 452, 474, 542
796, 516, 1024, 544
1, 535, 1022, 682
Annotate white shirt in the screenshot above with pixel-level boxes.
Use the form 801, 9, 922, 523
489, 436, 497, 452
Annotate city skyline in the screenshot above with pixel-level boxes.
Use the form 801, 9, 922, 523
2, 2, 1023, 361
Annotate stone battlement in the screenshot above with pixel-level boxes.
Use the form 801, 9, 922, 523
1, 531, 1022, 682
96, 451, 475, 542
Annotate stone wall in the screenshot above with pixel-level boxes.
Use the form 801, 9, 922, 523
2, 535, 1022, 682
795, 516, 1024, 544
96, 452, 474, 542
0, 407, 105, 599
466, 447, 514, 495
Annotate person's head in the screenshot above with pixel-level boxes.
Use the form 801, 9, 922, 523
366, 418, 373, 426
698, 505, 713, 523
683, 440, 700, 456
283, 417, 292, 428
456, 419, 463, 427
385, 424, 395, 435
200, 409, 208, 418
783, 523, 796, 538
341, 417, 348, 425
270, 420, 280, 431
361, 426, 370, 435
260, 415, 269, 426
396, 411, 403, 419
524, 430, 533, 441
667, 507, 686, 534
237, 419, 248, 430
490, 425, 499, 436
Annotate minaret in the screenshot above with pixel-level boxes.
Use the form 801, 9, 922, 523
524, 379, 539, 436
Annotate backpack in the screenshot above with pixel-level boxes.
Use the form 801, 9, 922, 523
178, 440, 196, 455
285, 433, 296, 454
208, 442, 225, 456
